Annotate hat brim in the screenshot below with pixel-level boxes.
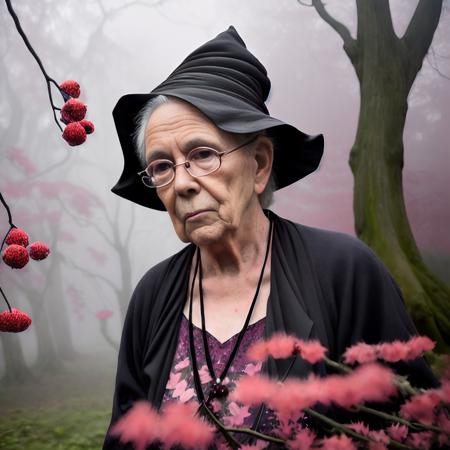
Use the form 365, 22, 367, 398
111, 92, 324, 211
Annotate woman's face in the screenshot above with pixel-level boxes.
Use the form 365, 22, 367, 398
144, 100, 270, 246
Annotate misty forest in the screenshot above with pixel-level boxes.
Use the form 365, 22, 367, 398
0, 1, 449, 449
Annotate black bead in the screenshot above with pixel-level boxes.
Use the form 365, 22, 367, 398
211, 382, 228, 399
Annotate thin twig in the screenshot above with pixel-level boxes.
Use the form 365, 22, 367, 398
0, 287, 13, 312
5, 0, 65, 131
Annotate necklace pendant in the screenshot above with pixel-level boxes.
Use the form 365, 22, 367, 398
210, 380, 229, 399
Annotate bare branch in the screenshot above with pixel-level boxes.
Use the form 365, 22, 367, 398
310, 0, 356, 48
402, 0, 443, 68
58, 251, 120, 296
297, 0, 313, 6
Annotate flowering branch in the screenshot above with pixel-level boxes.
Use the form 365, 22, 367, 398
111, 334, 450, 449
5, 0, 94, 144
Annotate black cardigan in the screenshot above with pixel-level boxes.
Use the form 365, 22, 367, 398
103, 212, 436, 449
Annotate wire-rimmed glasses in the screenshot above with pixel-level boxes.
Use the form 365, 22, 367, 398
138, 134, 259, 188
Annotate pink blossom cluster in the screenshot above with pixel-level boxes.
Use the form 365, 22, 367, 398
343, 336, 435, 365
231, 363, 397, 417
247, 333, 327, 364
110, 400, 214, 450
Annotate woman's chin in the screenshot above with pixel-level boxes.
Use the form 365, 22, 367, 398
185, 223, 225, 247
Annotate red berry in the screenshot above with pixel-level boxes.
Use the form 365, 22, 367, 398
60, 80, 80, 98
2, 244, 29, 269
0, 308, 32, 332
62, 122, 87, 146
28, 241, 50, 260
61, 98, 87, 123
79, 119, 94, 134
5, 228, 29, 247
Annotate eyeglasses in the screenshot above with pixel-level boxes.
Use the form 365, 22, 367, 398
138, 135, 259, 188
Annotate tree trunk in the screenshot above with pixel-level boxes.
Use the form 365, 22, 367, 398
0, 333, 35, 384
348, 1, 450, 351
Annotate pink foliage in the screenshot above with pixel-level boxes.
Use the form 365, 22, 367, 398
400, 391, 441, 425
287, 428, 317, 450
6, 147, 37, 176
386, 423, 408, 441
247, 333, 326, 364
87, 247, 107, 265
111, 401, 214, 450
110, 401, 160, 450
343, 343, 378, 365
377, 337, 435, 363
406, 431, 433, 450
230, 375, 277, 405
319, 434, 357, 449
345, 421, 370, 436
159, 402, 214, 449
96, 309, 113, 321
296, 340, 327, 364
233, 363, 396, 422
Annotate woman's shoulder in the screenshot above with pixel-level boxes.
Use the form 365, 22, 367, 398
272, 211, 381, 270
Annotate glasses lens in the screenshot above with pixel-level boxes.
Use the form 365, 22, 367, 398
188, 148, 219, 176
148, 160, 173, 187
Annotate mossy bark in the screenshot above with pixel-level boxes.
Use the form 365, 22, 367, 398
313, 0, 449, 351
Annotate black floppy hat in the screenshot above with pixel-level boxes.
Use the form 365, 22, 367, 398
111, 26, 324, 211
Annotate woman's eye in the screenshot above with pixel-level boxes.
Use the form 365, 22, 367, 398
190, 148, 215, 161
151, 161, 172, 175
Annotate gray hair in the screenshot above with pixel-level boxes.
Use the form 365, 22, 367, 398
133, 95, 276, 208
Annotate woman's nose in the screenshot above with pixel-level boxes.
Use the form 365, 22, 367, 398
173, 163, 200, 196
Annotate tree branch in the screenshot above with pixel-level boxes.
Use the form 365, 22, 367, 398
401, 0, 443, 71
310, 0, 357, 53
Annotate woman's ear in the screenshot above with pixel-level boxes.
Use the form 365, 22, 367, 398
253, 135, 274, 195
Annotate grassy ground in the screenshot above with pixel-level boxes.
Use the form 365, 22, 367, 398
0, 354, 116, 450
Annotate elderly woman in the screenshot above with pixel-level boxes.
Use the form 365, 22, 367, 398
103, 27, 436, 449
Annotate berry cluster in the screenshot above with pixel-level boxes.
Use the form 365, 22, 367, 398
59, 80, 95, 146
2, 228, 50, 269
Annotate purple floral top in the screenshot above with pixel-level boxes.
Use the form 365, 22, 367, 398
161, 314, 282, 448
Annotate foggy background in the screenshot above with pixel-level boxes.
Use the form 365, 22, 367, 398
0, 0, 449, 414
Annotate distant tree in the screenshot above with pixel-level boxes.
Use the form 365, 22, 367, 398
303, 0, 450, 350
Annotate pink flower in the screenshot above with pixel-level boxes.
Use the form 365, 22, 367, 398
166, 371, 181, 390
400, 391, 440, 425
321, 363, 396, 408
223, 401, 251, 427
405, 336, 435, 359
345, 421, 370, 436
377, 336, 435, 363
96, 309, 113, 321
343, 342, 378, 364
368, 443, 387, 450
386, 423, 408, 441
199, 365, 212, 384
319, 434, 357, 449
174, 357, 190, 371
437, 410, 450, 432
110, 401, 160, 450
230, 375, 277, 405
247, 333, 297, 361
368, 430, 389, 445
376, 341, 410, 362
179, 387, 195, 402
296, 340, 327, 364
243, 361, 262, 376
406, 431, 433, 450
172, 379, 188, 398
287, 428, 316, 449
159, 401, 214, 449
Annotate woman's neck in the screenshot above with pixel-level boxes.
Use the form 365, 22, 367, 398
198, 207, 270, 277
